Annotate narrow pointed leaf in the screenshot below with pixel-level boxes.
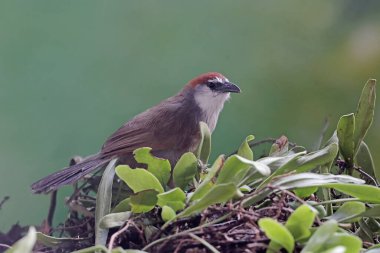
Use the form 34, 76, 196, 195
337, 113, 355, 166
216, 155, 270, 185
327, 201, 366, 223
5, 227, 36, 253
356, 141, 378, 184
353, 79, 376, 155
99, 211, 131, 229
258, 143, 338, 189
178, 183, 236, 218
95, 159, 117, 246
196, 121, 211, 164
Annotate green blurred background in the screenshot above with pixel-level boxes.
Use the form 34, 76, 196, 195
1, 1, 379, 230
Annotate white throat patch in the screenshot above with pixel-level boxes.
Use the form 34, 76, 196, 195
194, 85, 230, 132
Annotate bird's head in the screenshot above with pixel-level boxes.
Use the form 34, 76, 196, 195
183, 72, 240, 131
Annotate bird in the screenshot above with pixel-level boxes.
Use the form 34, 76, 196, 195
31, 72, 240, 193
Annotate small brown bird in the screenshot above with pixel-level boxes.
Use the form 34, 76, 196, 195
31, 72, 240, 193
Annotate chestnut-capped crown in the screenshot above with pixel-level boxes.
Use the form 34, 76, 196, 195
186, 72, 241, 93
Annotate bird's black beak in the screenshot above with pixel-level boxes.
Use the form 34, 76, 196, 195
220, 82, 241, 93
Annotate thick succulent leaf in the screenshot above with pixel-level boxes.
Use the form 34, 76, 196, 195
133, 147, 171, 186
353, 79, 376, 155
331, 184, 380, 204
161, 205, 176, 222
99, 211, 131, 229
322, 233, 362, 253
243, 173, 364, 207
258, 218, 295, 253
196, 121, 211, 164
257, 152, 305, 172
178, 183, 237, 218
258, 143, 338, 189
172, 152, 198, 190
112, 198, 131, 213
116, 165, 164, 193
293, 187, 318, 198
157, 187, 186, 211
36, 232, 84, 248
95, 159, 117, 246
190, 155, 224, 201
319, 246, 346, 253
356, 141, 379, 184
285, 204, 317, 241
337, 113, 355, 166
237, 135, 254, 160
5, 227, 36, 253
130, 190, 158, 213
326, 201, 365, 223
301, 220, 338, 253
359, 218, 374, 243
216, 155, 270, 186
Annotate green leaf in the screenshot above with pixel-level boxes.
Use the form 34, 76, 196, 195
157, 187, 186, 211
36, 232, 84, 248
353, 79, 376, 155
359, 218, 374, 243
95, 159, 117, 246
330, 184, 380, 204
258, 143, 338, 189
116, 165, 164, 193
196, 121, 212, 164
285, 204, 317, 241
237, 135, 254, 160
112, 198, 131, 213
301, 220, 338, 253
216, 155, 270, 185
172, 152, 198, 189
319, 246, 346, 253
99, 211, 131, 229
322, 233, 362, 253
337, 113, 355, 166
5, 227, 36, 253
178, 183, 237, 218
356, 205, 380, 218
190, 155, 224, 201
293, 187, 318, 198
327, 201, 366, 223
133, 147, 171, 186
243, 173, 364, 207
161, 205, 176, 222
356, 141, 379, 184
258, 218, 294, 253
130, 189, 158, 213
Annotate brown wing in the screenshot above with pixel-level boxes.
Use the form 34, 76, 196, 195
99, 93, 200, 159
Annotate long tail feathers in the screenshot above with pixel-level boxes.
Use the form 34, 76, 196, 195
31, 157, 111, 194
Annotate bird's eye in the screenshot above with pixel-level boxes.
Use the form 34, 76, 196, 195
207, 82, 216, 89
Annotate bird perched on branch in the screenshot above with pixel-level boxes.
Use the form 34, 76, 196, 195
31, 72, 240, 193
